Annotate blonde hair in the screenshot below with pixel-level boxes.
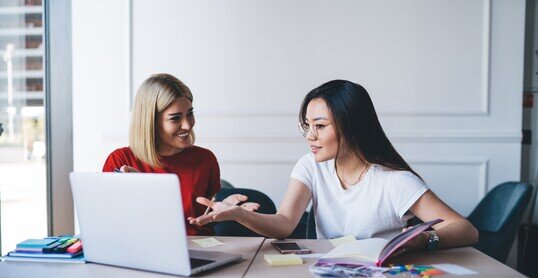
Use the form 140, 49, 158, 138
129, 73, 195, 167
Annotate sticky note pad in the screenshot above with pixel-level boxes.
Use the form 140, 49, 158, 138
191, 237, 225, 248
329, 234, 356, 247
264, 254, 303, 266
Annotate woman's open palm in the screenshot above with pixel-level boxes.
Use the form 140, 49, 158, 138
187, 194, 260, 225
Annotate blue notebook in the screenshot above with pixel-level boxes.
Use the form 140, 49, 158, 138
16, 238, 59, 249
1, 253, 85, 264
7, 250, 83, 259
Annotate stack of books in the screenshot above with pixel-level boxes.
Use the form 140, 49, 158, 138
2, 236, 85, 263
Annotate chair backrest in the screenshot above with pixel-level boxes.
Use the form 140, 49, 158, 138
306, 209, 317, 239
288, 212, 309, 239
467, 181, 532, 262
220, 179, 234, 189
213, 188, 276, 237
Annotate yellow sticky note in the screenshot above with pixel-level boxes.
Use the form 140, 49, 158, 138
264, 254, 303, 266
329, 234, 356, 247
191, 237, 225, 248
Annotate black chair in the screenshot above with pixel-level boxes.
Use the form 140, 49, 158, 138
306, 209, 317, 239
468, 182, 532, 263
213, 187, 277, 237
220, 179, 234, 189
288, 212, 309, 239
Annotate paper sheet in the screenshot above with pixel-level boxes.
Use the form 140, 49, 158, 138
297, 253, 324, 258
431, 263, 478, 275
329, 234, 357, 247
191, 237, 225, 248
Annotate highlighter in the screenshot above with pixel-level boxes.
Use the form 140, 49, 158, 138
67, 241, 83, 254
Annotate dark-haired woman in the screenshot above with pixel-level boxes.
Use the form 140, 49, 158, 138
189, 80, 478, 255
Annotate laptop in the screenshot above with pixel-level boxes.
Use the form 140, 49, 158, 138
69, 172, 242, 276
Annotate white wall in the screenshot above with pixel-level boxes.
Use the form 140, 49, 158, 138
72, 0, 525, 217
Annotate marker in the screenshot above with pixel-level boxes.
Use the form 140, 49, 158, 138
67, 241, 83, 254
52, 238, 79, 253
58, 236, 72, 243
42, 241, 63, 253
113, 168, 122, 172
44, 235, 71, 240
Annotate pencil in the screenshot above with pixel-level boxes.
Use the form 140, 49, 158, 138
203, 196, 216, 215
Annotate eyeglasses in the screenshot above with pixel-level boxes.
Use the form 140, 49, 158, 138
298, 122, 333, 138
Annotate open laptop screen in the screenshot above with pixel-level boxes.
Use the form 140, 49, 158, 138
70, 172, 191, 275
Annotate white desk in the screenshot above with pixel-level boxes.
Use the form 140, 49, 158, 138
0, 237, 526, 277
188, 236, 264, 277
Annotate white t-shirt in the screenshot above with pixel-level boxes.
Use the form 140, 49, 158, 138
291, 153, 429, 240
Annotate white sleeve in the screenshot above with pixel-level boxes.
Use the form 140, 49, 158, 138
290, 154, 315, 192
390, 171, 429, 219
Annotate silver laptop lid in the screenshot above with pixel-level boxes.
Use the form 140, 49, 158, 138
70, 172, 191, 276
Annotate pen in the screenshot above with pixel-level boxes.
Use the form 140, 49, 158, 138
113, 168, 122, 172
203, 195, 216, 215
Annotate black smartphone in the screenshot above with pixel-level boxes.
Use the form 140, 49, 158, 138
271, 241, 311, 254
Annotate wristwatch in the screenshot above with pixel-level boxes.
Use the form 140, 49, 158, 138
426, 231, 439, 250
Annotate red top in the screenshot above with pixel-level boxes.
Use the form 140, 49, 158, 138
102, 146, 221, 236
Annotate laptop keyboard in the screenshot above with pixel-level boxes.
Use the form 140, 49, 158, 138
190, 257, 215, 269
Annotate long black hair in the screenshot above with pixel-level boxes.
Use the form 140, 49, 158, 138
299, 80, 422, 179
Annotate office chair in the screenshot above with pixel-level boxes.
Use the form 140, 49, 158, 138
306, 209, 317, 239
213, 187, 277, 237
467, 182, 532, 263
220, 179, 234, 189
288, 212, 309, 239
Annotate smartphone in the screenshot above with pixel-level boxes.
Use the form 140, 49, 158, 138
271, 241, 311, 254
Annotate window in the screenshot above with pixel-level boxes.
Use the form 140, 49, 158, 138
0, 0, 46, 255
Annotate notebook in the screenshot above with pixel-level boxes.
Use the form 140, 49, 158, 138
1, 253, 86, 264
319, 218, 443, 266
70, 172, 242, 276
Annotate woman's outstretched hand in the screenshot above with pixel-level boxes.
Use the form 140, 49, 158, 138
187, 194, 260, 226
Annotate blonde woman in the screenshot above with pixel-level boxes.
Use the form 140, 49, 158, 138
103, 73, 258, 235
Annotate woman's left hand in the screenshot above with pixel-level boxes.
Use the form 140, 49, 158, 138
390, 228, 428, 257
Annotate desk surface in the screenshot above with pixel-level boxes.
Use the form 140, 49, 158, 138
0, 237, 526, 278
245, 239, 332, 278
188, 236, 263, 277
0, 236, 264, 278
246, 239, 526, 278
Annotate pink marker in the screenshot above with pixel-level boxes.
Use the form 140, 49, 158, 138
67, 240, 82, 254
